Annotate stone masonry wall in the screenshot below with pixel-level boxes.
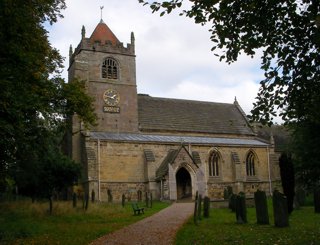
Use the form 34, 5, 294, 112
85, 137, 279, 201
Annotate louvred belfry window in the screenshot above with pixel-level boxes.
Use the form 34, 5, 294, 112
102, 58, 118, 79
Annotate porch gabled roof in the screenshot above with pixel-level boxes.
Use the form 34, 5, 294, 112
155, 145, 198, 181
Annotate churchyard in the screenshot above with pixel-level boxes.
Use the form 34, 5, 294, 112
176, 191, 320, 245
0, 190, 319, 245
0, 199, 168, 245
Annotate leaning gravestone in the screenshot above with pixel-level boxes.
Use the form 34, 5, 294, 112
254, 190, 269, 225
273, 190, 289, 227
235, 192, 247, 224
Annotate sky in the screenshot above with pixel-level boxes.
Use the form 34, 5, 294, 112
47, 0, 266, 117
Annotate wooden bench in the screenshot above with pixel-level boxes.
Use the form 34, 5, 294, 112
131, 203, 144, 215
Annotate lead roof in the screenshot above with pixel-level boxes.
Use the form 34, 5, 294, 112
89, 132, 268, 146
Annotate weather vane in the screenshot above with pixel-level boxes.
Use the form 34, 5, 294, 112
100, 6, 104, 21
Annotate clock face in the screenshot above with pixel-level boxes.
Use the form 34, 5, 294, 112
103, 89, 120, 106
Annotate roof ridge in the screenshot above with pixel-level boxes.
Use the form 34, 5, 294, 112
138, 94, 234, 106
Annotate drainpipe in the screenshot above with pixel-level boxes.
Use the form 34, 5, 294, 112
97, 139, 101, 201
267, 146, 272, 196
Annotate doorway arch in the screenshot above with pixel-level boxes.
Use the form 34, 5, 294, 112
176, 167, 192, 200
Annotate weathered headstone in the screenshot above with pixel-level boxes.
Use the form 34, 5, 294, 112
194, 191, 198, 225
137, 190, 142, 202
49, 196, 53, 215
229, 194, 237, 212
203, 196, 210, 218
314, 188, 320, 213
227, 186, 233, 197
107, 189, 113, 203
197, 194, 202, 221
91, 189, 95, 203
273, 190, 289, 227
224, 188, 229, 200
122, 194, 125, 207
72, 192, 77, 208
145, 192, 149, 208
254, 190, 269, 225
235, 192, 247, 224
84, 192, 89, 210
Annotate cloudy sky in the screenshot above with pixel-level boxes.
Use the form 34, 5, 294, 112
47, 0, 266, 117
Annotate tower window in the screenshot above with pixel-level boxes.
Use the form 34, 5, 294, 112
102, 58, 118, 79
246, 151, 256, 176
209, 151, 220, 177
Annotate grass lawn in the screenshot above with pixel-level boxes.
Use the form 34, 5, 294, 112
175, 202, 320, 245
0, 199, 169, 245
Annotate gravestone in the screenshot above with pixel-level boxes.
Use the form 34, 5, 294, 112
273, 190, 289, 227
122, 194, 125, 207
229, 194, 237, 212
145, 192, 149, 208
91, 189, 95, 203
254, 190, 269, 224
194, 191, 198, 225
137, 190, 142, 202
107, 189, 113, 203
235, 192, 247, 224
197, 194, 202, 221
203, 196, 210, 218
72, 192, 77, 208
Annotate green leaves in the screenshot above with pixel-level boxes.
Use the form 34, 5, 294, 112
140, 0, 320, 126
0, 0, 95, 198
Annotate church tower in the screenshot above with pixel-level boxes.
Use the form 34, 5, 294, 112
68, 19, 139, 136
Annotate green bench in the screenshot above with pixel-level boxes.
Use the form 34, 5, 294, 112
131, 203, 144, 215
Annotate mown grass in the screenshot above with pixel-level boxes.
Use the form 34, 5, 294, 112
175, 201, 320, 245
0, 199, 169, 245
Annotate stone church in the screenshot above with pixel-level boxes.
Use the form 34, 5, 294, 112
68, 18, 281, 202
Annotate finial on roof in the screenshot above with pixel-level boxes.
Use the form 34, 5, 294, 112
234, 96, 239, 105
270, 132, 275, 146
81, 25, 86, 39
131, 32, 135, 45
69, 45, 73, 57
100, 6, 104, 23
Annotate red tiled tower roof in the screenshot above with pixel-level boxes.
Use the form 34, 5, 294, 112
89, 20, 120, 45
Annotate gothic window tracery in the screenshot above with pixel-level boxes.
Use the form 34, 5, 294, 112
209, 151, 220, 177
102, 58, 118, 79
246, 151, 256, 176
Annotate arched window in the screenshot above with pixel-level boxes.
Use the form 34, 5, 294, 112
102, 58, 118, 79
209, 151, 220, 177
246, 151, 255, 176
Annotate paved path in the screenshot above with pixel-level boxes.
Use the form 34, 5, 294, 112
90, 202, 194, 245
